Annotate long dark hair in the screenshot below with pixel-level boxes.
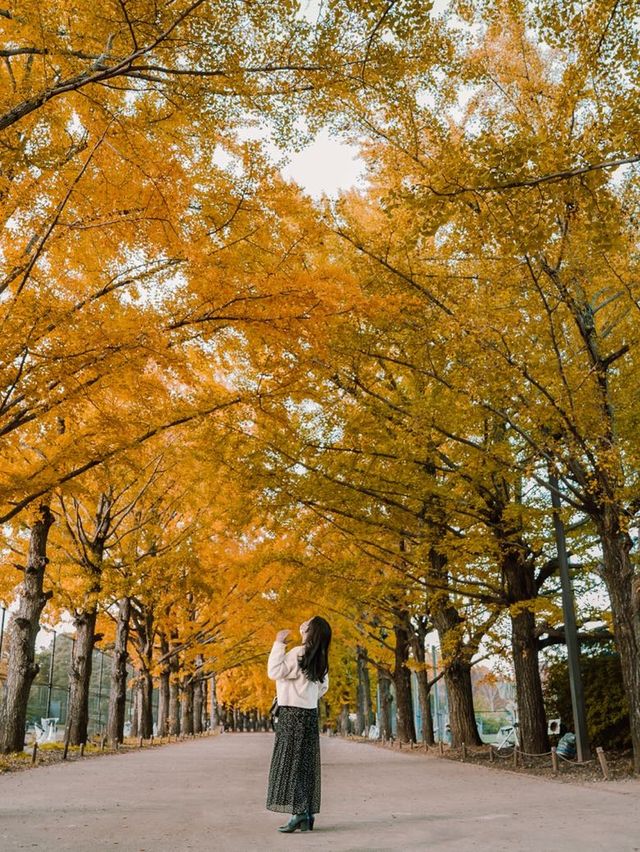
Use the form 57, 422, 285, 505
299, 616, 331, 683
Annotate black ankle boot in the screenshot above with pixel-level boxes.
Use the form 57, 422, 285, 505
306, 810, 315, 831
278, 813, 309, 833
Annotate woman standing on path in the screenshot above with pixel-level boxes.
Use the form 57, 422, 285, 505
266, 616, 331, 833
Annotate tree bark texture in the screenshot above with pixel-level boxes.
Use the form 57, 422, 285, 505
415, 667, 435, 746
339, 702, 350, 735
168, 633, 181, 735
156, 633, 170, 737
503, 552, 549, 754
0, 504, 54, 753
66, 607, 98, 745
193, 655, 204, 734
65, 492, 112, 745
138, 670, 154, 739
430, 547, 481, 747
598, 512, 640, 773
130, 602, 154, 738
356, 646, 373, 735
393, 623, 417, 743
129, 679, 139, 738
444, 659, 482, 747
410, 622, 435, 745
378, 671, 393, 739
106, 597, 130, 745
210, 673, 220, 727
201, 675, 208, 730
181, 677, 194, 735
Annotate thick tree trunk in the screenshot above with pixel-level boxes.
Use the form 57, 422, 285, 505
0, 504, 54, 753
378, 671, 393, 739
415, 667, 435, 746
444, 659, 481, 746
193, 681, 203, 733
156, 633, 170, 738
339, 703, 350, 735
65, 492, 112, 745
429, 547, 481, 746
598, 512, 640, 773
510, 608, 549, 753
169, 670, 181, 734
393, 623, 416, 743
138, 670, 154, 738
129, 678, 139, 738
201, 676, 209, 730
410, 624, 435, 745
193, 655, 204, 734
181, 677, 194, 735
106, 597, 130, 745
225, 705, 234, 731
66, 607, 98, 745
503, 553, 549, 754
157, 668, 170, 736
356, 646, 373, 735
168, 636, 181, 735
210, 673, 220, 727
130, 603, 154, 738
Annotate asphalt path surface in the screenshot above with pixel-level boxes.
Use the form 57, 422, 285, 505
1, 733, 638, 851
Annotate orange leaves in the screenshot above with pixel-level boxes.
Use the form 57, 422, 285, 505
3, 0, 638, 720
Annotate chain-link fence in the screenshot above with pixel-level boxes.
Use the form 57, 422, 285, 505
0, 608, 158, 742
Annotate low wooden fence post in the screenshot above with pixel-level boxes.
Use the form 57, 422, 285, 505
596, 747, 609, 780
31, 741, 38, 765
551, 747, 558, 774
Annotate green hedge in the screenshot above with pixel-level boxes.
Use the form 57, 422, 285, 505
545, 649, 630, 750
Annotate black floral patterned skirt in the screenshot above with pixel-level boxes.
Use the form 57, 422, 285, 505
266, 706, 321, 815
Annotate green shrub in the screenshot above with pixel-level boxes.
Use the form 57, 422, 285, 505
545, 650, 630, 750
476, 714, 505, 735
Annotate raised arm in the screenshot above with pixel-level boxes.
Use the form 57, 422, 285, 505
267, 641, 300, 681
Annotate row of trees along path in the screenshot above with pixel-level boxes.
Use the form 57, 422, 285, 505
1, 1, 639, 772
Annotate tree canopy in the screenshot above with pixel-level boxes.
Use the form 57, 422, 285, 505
2, 0, 639, 770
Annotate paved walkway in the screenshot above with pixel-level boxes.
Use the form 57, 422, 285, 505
0, 734, 639, 851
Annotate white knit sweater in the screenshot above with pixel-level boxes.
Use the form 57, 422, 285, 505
267, 641, 329, 709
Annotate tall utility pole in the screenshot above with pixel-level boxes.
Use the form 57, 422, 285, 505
548, 470, 591, 762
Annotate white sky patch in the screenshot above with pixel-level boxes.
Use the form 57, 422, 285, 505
234, 123, 366, 198
279, 128, 366, 198
212, 143, 244, 176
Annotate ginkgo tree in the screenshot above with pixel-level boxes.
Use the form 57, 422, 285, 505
325, 0, 640, 766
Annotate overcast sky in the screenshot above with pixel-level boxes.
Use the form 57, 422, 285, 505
280, 128, 365, 198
